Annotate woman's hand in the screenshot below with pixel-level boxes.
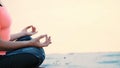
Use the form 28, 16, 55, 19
21, 25, 38, 36
10, 25, 37, 41
29, 34, 52, 47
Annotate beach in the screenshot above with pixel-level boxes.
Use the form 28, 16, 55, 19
40, 52, 120, 68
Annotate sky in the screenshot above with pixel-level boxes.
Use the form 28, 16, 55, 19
2, 0, 120, 54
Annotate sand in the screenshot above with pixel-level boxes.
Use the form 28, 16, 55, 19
40, 52, 120, 68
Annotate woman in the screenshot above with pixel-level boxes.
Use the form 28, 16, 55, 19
0, 1, 51, 68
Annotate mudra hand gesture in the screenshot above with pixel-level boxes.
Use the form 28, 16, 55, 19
20, 25, 38, 36
30, 34, 52, 47
20, 25, 52, 47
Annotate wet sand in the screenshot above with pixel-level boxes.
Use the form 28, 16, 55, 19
40, 52, 120, 68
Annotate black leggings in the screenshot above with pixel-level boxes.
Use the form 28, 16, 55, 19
0, 53, 39, 68
0, 36, 45, 68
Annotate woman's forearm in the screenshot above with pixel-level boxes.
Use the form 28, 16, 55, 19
0, 34, 51, 51
10, 32, 25, 41
0, 39, 31, 51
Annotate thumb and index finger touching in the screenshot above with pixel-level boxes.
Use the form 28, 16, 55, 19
25, 25, 52, 43
37, 34, 51, 43
25, 25, 37, 32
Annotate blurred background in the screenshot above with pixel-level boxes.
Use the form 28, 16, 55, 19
2, 0, 120, 54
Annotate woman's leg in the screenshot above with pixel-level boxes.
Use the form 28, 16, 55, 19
6, 47, 45, 66
6, 36, 45, 66
0, 53, 39, 68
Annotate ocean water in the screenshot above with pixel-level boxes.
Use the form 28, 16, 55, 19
41, 52, 120, 68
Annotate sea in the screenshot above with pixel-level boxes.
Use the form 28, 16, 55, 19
41, 52, 120, 68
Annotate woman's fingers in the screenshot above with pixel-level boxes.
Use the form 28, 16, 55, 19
25, 25, 38, 35
24, 25, 36, 32
43, 36, 52, 45
45, 35, 48, 43
48, 37, 52, 44
24, 25, 32, 30
31, 26, 37, 32
34, 34, 52, 47
38, 34, 47, 39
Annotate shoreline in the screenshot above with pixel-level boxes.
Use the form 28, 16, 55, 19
40, 52, 120, 68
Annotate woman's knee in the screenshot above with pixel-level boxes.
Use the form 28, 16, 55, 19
17, 53, 40, 67
23, 47, 45, 63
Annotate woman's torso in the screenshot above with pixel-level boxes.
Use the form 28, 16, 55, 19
0, 4, 12, 55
